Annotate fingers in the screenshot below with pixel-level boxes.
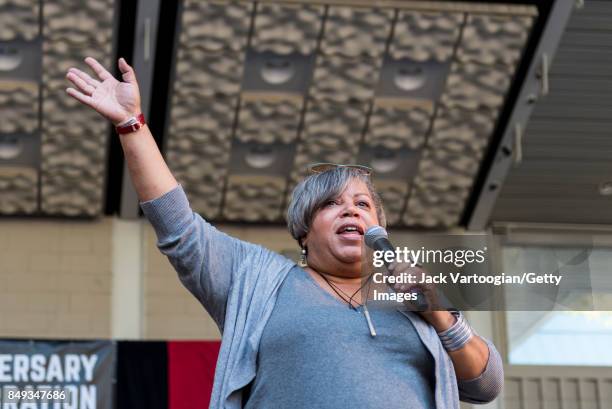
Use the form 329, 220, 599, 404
84, 56, 113, 81
68, 67, 100, 88
389, 261, 422, 276
391, 282, 435, 311
393, 282, 421, 294
66, 71, 95, 96
65, 87, 95, 107
393, 282, 409, 292
118, 57, 137, 85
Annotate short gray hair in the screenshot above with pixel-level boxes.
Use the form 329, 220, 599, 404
286, 167, 386, 247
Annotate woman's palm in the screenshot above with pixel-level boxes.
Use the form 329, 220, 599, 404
66, 57, 141, 125
92, 78, 139, 124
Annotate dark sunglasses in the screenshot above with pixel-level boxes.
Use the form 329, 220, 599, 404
307, 162, 373, 176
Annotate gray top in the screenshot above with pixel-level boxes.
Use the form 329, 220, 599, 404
140, 184, 504, 409
244, 265, 435, 409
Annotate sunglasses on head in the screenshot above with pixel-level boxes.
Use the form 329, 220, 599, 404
307, 163, 373, 176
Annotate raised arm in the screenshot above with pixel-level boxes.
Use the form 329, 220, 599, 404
65, 57, 176, 201
65, 58, 295, 329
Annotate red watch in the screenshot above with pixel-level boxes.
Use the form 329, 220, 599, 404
115, 113, 145, 134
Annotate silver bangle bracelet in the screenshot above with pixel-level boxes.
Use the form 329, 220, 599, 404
437, 310, 474, 352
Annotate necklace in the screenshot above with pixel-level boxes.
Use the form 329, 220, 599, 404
313, 270, 377, 337
317, 272, 363, 309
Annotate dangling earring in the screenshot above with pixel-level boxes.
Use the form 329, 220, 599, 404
299, 247, 308, 267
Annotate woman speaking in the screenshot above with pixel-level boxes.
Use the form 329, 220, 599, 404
66, 57, 503, 409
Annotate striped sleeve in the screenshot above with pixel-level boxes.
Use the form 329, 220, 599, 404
457, 338, 504, 404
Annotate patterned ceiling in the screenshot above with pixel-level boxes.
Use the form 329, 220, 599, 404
0, 0, 113, 216
166, 1, 536, 227
0, 0, 538, 229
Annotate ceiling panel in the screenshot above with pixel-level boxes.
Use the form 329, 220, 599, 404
236, 97, 303, 144
403, 10, 533, 227
180, 0, 251, 53
0, 0, 38, 41
231, 95, 303, 222
0, 0, 115, 217
0, 0, 565, 228
372, 179, 409, 226
457, 14, 533, 66
365, 104, 430, 150
252, 3, 323, 55
223, 175, 286, 221
166, 95, 237, 218
0, 0, 39, 215
0, 81, 38, 134
291, 100, 368, 184
310, 54, 382, 102
175, 51, 245, 96
159, 0, 539, 228
0, 166, 37, 214
441, 62, 514, 111
165, 0, 252, 218
390, 10, 462, 62
491, 0, 612, 225
320, 6, 393, 58
40, 1, 114, 216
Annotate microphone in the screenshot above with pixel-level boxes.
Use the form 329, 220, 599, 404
364, 225, 428, 310
364, 225, 395, 255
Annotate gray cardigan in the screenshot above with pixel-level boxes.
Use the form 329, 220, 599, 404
140, 184, 504, 409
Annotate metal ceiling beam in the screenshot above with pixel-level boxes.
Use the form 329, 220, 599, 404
119, 0, 162, 219
466, 0, 575, 231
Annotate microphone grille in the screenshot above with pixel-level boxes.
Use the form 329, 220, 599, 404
364, 225, 387, 248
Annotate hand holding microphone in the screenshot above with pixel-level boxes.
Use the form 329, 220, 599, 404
364, 226, 439, 312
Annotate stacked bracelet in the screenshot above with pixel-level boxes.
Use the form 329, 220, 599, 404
437, 310, 474, 352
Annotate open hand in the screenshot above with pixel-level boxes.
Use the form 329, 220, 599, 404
65, 57, 141, 125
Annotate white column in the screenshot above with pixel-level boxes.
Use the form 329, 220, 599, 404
111, 218, 144, 339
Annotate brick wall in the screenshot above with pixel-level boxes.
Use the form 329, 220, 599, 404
142, 222, 299, 340
0, 217, 301, 340
0, 219, 112, 339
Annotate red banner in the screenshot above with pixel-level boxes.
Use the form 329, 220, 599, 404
168, 341, 221, 409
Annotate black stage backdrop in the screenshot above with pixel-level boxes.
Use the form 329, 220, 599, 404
116, 341, 168, 409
